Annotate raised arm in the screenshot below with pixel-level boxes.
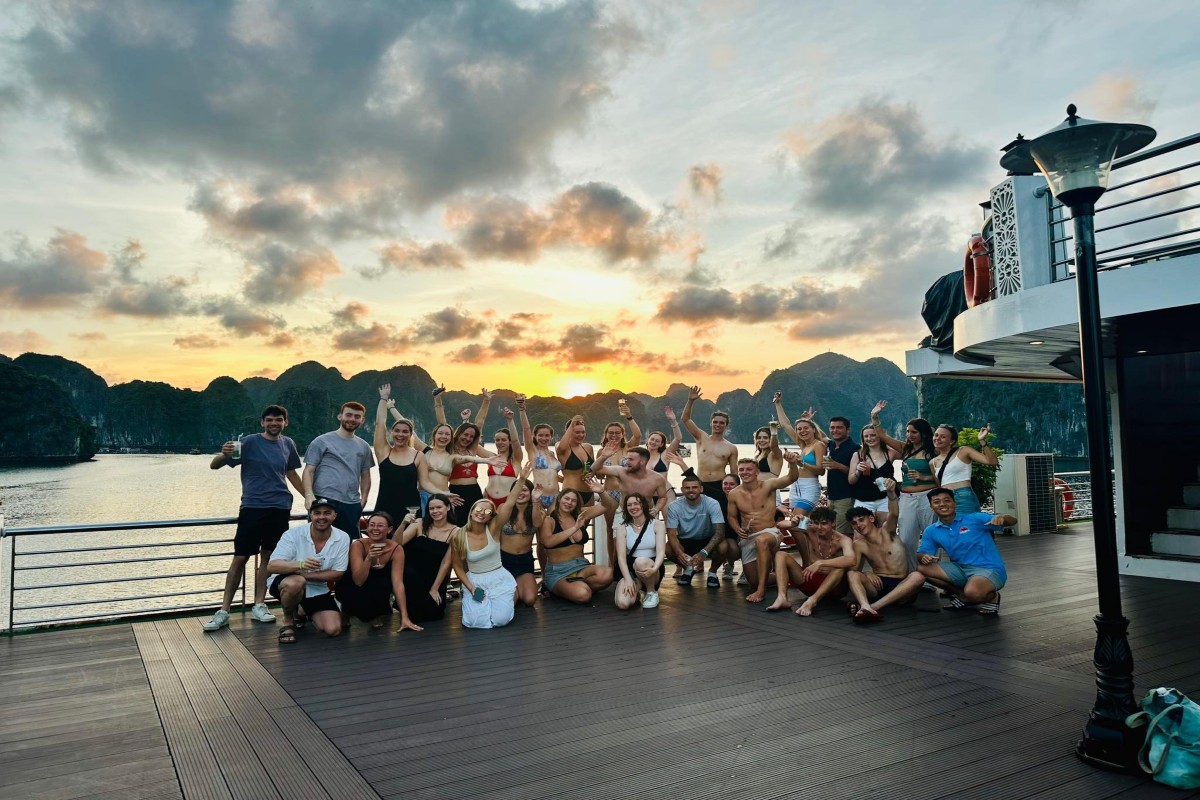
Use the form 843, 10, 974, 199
433, 387, 448, 426
961, 425, 998, 466
883, 481, 900, 535
618, 399, 641, 447
663, 406, 683, 453
767, 421, 783, 460
517, 395, 538, 459
210, 440, 235, 470
556, 415, 584, 459
474, 388, 493, 428
681, 385, 706, 441
495, 462, 533, 526
772, 391, 800, 444
374, 385, 392, 461
502, 406, 523, 466
869, 400, 905, 452
764, 453, 802, 492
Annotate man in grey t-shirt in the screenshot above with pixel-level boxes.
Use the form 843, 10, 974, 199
666, 472, 726, 587
302, 401, 375, 538
204, 405, 303, 631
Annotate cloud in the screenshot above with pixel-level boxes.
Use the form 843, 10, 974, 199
445, 318, 744, 377
0, 229, 107, 309
687, 163, 723, 204
1078, 73, 1157, 122
784, 98, 988, 214
333, 322, 410, 354
241, 243, 340, 303
201, 298, 286, 337
0, 328, 48, 353
762, 219, 804, 261
332, 302, 371, 327
655, 280, 838, 325
70, 331, 107, 341
446, 182, 682, 265
411, 306, 486, 344
362, 238, 466, 278
173, 334, 223, 349
14, 2, 640, 211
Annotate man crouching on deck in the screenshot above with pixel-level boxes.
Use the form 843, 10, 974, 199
726, 452, 801, 602
766, 506, 855, 616
916, 488, 1015, 616
265, 497, 351, 643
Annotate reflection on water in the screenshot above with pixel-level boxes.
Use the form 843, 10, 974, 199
1, 449, 766, 628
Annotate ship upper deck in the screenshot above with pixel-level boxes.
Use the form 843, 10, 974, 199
3, 526, 1199, 800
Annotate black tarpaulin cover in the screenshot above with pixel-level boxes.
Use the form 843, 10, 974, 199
918, 271, 967, 352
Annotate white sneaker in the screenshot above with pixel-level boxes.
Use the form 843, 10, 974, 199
202, 610, 230, 631
722, 563, 735, 579
642, 591, 660, 609
250, 603, 275, 623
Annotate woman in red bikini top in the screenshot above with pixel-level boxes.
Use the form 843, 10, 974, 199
485, 408, 524, 504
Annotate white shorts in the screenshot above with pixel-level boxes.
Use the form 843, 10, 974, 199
854, 497, 889, 514
739, 528, 780, 565
789, 477, 820, 513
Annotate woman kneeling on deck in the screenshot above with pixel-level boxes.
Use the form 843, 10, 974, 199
335, 512, 423, 632
538, 489, 612, 604
451, 499, 519, 629
613, 493, 666, 610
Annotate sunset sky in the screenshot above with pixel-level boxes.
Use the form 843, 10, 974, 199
1, 1, 1197, 397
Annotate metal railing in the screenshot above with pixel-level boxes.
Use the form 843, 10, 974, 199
1055, 470, 1096, 522
1049, 132, 1200, 279
0, 514, 272, 634
1, 512, 605, 635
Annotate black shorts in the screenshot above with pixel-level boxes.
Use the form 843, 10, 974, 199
234, 507, 291, 557
501, 550, 536, 577
679, 538, 709, 557
268, 575, 339, 617
700, 480, 730, 526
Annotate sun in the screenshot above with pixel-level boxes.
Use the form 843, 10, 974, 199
561, 378, 597, 398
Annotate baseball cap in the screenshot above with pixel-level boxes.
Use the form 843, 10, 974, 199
310, 497, 336, 511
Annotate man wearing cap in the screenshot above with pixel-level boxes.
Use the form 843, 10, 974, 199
265, 497, 351, 643
203, 404, 303, 632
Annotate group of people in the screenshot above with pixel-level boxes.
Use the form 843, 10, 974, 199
200, 387, 1014, 642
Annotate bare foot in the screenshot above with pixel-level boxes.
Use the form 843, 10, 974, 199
765, 598, 791, 612
746, 589, 765, 603
795, 600, 816, 617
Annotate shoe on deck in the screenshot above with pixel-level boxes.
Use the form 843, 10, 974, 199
642, 592, 660, 609
736, 575, 748, 586
676, 567, 695, 586
250, 603, 275, 623
722, 564, 736, 579
706, 574, 720, 588
202, 610, 230, 632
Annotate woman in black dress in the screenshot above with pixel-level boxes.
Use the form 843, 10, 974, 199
373, 384, 423, 523
336, 511, 422, 631
396, 494, 457, 623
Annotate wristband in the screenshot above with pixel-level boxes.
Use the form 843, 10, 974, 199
700, 548, 709, 557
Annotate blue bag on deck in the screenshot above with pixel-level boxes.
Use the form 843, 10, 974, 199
1127, 687, 1200, 789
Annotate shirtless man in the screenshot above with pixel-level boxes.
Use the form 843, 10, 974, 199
682, 386, 740, 576
765, 506, 856, 616
726, 453, 801, 603
844, 481, 923, 623
593, 446, 670, 516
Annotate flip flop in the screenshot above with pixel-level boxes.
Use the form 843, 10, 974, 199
854, 608, 883, 625
278, 625, 297, 644
978, 594, 1001, 615
942, 596, 969, 611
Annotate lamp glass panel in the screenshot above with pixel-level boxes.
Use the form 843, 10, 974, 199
1029, 128, 1123, 199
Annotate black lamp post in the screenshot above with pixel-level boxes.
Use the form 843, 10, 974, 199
1000, 105, 1156, 770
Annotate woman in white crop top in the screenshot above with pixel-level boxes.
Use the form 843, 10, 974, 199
928, 424, 998, 514
613, 493, 666, 610
450, 498, 518, 629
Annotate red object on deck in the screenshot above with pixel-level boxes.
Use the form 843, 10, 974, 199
964, 234, 992, 307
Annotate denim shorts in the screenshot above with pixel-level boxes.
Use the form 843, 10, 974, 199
940, 560, 1006, 591
952, 486, 981, 514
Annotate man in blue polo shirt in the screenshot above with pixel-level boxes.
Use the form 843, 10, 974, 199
916, 487, 1016, 615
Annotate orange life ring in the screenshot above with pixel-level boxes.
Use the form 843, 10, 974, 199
963, 234, 992, 308
1053, 477, 1075, 520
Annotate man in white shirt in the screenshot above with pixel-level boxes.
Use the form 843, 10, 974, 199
266, 497, 351, 643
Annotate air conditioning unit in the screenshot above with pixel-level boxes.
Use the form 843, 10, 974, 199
991, 453, 1057, 535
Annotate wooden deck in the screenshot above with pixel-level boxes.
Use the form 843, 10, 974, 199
4, 526, 1200, 799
